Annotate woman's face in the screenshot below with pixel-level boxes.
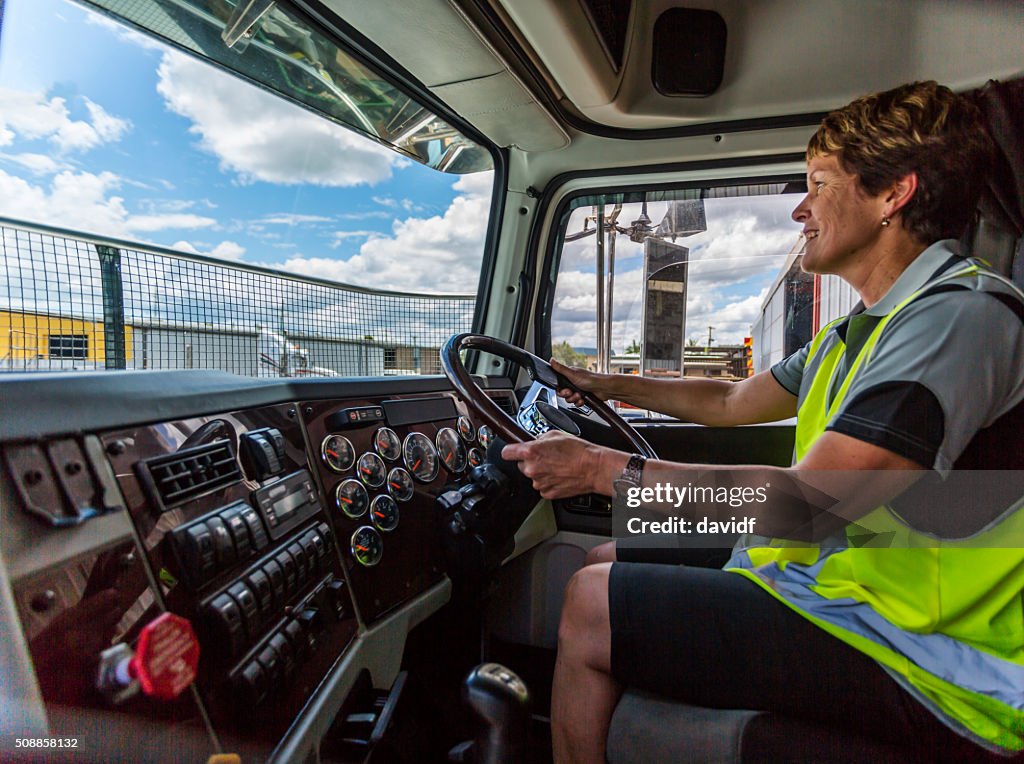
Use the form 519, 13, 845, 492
791, 153, 887, 275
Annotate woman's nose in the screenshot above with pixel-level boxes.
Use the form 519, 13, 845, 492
791, 194, 811, 223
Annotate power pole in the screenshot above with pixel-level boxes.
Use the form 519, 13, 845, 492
706, 325, 715, 352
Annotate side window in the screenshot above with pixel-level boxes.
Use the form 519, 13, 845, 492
550, 184, 836, 409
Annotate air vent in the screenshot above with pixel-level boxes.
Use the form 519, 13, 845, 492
487, 391, 518, 418
142, 440, 241, 509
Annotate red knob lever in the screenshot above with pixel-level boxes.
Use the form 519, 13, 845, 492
128, 612, 200, 700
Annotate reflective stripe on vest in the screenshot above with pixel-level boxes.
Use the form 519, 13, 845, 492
726, 262, 1024, 753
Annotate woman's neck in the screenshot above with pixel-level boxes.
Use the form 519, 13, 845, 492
843, 235, 928, 308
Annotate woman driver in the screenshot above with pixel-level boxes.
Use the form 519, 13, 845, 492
503, 81, 1024, 762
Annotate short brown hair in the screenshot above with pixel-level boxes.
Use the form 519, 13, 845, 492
807, 81, 993, 243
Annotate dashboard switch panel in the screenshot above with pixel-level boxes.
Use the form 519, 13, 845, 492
168, 498, 273, 591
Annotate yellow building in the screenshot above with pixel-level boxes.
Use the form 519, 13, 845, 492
0, 311, 133, 370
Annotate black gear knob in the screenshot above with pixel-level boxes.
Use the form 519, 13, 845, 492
462, 662, 530, 764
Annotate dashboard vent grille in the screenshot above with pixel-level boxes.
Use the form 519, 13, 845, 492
487, 391, 518, 418
143, 440, 241, 508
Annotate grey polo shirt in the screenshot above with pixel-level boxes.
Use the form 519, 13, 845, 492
771, 240, 1024, 474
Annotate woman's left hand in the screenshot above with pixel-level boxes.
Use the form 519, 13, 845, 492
501, 431, 622, 499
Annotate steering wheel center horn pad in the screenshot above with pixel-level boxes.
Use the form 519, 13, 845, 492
519, 400, 582, 437
440, 333, 657, 459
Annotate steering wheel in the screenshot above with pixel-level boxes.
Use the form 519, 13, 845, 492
440, 333, 658, 459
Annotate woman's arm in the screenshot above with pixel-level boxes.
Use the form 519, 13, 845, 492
553, 359, 797, 426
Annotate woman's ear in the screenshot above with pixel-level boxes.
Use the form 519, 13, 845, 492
885, 172, 919, 217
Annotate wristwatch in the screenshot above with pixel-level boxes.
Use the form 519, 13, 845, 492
612, 454, 647, 500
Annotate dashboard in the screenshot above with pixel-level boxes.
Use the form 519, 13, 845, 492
0, 371, 518, 760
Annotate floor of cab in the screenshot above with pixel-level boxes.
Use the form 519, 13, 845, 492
354, 590, 555, 763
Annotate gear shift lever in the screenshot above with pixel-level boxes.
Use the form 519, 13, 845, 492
453, 662, 531, 764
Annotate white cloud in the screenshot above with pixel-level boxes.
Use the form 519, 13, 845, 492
330, 230, 378, 248
338, 210, 393, 221
269, 171, 495, 293
372, 196, 419, 212
260, 213, 333, 225
0, 169, 217, 238
155, 51, 400, 187
128, 213, 218, 232
170, 239, 246, 261
0, 88, 130, 153
84, 9, 166, 51
0, 152, 73, 175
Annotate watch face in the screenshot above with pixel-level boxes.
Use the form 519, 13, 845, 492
623, 454, 646, 483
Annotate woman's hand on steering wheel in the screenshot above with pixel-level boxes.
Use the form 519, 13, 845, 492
501, 431, 628, 500
549, 358, 611, 405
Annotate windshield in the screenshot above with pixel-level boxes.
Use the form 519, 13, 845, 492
0, 0, 495, 377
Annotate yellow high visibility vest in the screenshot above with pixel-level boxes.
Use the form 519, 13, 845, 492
727, 263, 1024, 752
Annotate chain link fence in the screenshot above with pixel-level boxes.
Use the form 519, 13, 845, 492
0, 218, 475, 377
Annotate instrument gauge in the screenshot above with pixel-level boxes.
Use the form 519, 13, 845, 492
321, 434, 355, 473
457, 416, 476, 442
370, 495, 400, 533
350, 526, 383, 567
374, 427, 402, 461
403, 432, 439, 483
336, 479, 369, 518
387, 467, 415, 502
436, 428, 468, 473
356, 452, 387, 488
477, 425, 494, 449
468, 447, 485, 469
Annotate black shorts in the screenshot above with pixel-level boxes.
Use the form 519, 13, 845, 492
607, 561, 1001, 759
615, 533, 735, 567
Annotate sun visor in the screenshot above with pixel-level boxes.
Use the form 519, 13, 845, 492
432, 73, 569, 152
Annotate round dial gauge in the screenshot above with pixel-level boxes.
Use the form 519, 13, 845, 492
336, 479, 369, 518
477, 425, 494, 450
387, 467, 415, 502
468, 447, 485, 469
374, 427, 402, 461
357, 452, 386, 488
321, 434, 355, 473
457, 416, 476, 442
437, 428, 468, 473
403, 432, 439, 483
370, 495, 400, 533
350, 526, 383, 567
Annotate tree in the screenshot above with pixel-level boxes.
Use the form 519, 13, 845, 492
552, 341, 588, 367
625, 338, 641, 354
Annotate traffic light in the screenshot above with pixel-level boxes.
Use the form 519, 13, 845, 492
743, 336, 753, 377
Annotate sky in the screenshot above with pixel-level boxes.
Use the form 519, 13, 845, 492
0, 0, 493, 295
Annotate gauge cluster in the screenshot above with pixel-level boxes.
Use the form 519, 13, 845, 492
303, 397, 498, 623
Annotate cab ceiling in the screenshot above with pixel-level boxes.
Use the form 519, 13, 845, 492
321, 0, 1022, 145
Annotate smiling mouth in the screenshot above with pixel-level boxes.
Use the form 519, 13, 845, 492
805, 230, 819, 240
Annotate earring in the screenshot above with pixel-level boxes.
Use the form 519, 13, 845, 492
881, 217, 891, 227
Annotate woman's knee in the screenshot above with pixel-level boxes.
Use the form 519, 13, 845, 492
558, 563, 614, 671
559, 564, 611, 639
585, 540, 617, 566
